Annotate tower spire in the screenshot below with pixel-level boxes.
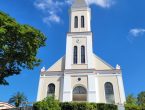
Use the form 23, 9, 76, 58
71, 0, 88, 8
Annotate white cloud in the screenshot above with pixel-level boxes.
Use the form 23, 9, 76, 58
129, 28, 145, 37
43, 15, 60, 25
68, 0, 115, 8
34, 0, 65, 24
34, 0, 115, 25
86, 0, 115, 8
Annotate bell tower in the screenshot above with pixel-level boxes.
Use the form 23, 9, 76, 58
69, 0, 91, 32
65, 0, 94, 70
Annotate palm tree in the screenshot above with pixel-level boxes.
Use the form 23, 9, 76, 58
8, 92, 27, 107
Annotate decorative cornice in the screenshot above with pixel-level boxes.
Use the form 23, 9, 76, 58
64, 69, 121, 74
67, 31, 92, 36
40, 69, 121, 77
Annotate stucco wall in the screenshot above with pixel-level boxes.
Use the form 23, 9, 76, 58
37, 72, 124, 105
37, 76, 62, 101
98, 74, 121, 104
71, 75, 88, 89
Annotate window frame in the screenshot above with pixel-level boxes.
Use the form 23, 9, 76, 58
47, 83, 55, 96
73, 46, 78, 64
74, 16, 78, 28
105, 82, 115, 104
81, 16, 85, 28
81, 45, 85, 64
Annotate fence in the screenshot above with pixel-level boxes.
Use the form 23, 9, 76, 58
9, 106, 33, 110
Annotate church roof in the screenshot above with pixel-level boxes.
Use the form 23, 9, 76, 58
47, 56, 65, 72
46, 54, 114, 72
0, 102, 15, 109
93, 54, 114, 70
71, 0, 88, 8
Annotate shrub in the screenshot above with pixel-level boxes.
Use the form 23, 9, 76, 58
33, 98, 118, 110
33, 96, 60, 110
97, 103, 117, 110
60, 102, 117, 110
60, 102, 96, 110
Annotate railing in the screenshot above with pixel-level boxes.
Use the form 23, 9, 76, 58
9, 106, 33, 110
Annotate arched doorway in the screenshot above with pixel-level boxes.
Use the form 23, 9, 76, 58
73, 86, 87, 101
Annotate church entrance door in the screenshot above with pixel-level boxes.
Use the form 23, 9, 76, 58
73, 86, 87, 101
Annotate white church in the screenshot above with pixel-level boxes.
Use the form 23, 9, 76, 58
37, 0, 126, 105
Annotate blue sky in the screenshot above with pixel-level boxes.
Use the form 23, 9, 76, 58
0, 0, 145, 103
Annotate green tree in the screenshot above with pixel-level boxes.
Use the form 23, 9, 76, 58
8, 92, 27, 107
33, 96, 60, 110
126, 94, 137, 106
0, 11, 46, 85
137, 91, 145, 106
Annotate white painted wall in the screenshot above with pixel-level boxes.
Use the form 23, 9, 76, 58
65, 36, 72, 69
70, 8, 91, 32
87, 74, 98, 102
87, 35, 94, 69
117, 74, 126, 104
37, 75, 43, 101
62, 75, 72, 102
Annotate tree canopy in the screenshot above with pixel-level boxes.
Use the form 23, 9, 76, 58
9, 92, 27, 107
125, 92, 145, 110
0, 11, 46, 85
126, 94, 137, 106
137, 92, 145, 106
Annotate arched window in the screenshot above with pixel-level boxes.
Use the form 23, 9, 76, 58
105, 82, 115, 104
74, 46, 77, 64
74, 16, 78, 28
73, 86, 87, 101
81, 46, 85, 63
47, 83, 55, 97
81, 16, 85, 28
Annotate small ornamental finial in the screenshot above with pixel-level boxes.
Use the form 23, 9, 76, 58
41, 66, 46, 73
116, 64, 121, 69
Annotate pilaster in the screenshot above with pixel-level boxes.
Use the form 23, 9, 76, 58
62, 75, 72, 102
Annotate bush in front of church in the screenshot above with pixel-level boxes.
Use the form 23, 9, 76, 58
60, 102, 96, 110
33, 97, 117, 110
33, 96, 60, 110
97, 103, 118, 110
60, 102, 117, 110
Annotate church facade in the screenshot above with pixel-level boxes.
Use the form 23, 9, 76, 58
37, 0, 126, 105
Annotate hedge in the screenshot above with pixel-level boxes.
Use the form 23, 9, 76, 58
60, 102, 117, 110
33, 97, 118, 110
60, 102, 96, 110
97, 103, 118, 110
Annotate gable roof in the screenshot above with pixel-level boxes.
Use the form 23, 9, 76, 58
93, 54, 114, 70
46, 54, 114, 72
47, 56, 65, 72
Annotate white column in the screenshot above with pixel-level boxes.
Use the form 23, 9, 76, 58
88, 74, 99, 102
117, 74, 126, 104
65, 36, 72, 69
62, 75, 72, 102
95, 75, 100, 102
60, 77, 64, 102
87, 36, 94, 69
37, 76, 44, 101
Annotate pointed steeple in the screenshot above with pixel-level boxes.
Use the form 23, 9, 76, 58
71, 0, 88, 8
